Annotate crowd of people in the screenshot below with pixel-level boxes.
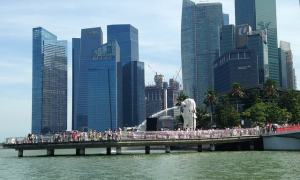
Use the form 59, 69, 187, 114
6, 127, 263, 144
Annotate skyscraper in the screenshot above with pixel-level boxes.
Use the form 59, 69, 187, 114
220, 25, 235, 56
279, 41, 296, 90
87, 41, 122, 131
123, 61, 145, 127
235, 0, 279, 84
214, 49, 259, 94
32, 27, 67, 134
107, 24, 145, 127
223, 14, 229, 25
72, 38, 80, 130
107, 24, 139, 65
73, 27, 103, 131
181, 0, 223, 105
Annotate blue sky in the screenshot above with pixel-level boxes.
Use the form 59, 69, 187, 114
0, 0, 299, 141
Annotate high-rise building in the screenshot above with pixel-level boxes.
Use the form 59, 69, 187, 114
73, 27, 103, 131
87, 41, 122, 131
181, 0, 223, 105
72, 38, 80, 130
107, 24, 145, 127
123, 61, 145, 127
223, 13, 229, 25
220, 25, 235, 56
32, 27, 67, 134
235, 0, 279, 84
145, 75, 180, 118
279, 41, 296, 90
107, 24, 139, 65
214, 49, 259, 94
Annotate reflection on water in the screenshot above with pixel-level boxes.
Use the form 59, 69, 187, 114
0, 148, 300, 179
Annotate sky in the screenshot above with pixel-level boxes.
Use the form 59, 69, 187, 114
0, 0, 299, 141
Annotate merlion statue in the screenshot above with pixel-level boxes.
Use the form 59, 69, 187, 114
181, 98, 197, 130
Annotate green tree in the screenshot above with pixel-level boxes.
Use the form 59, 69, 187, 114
265, 103, 291, 124
176, 92, 189, 106
195, 107, 211, 129
203, 90, 217, 127
264, 79, 278, 102
242, 102, 267, 126
215, 98, 240, 128
279, 90, 300, 123
230, 83, 244, 112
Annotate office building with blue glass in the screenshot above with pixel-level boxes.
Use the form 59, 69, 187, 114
181, 0, 223, 105
214, 49, 259, 94
32, 27, 67, 134
235, 0, 279, 85
107, 24, 145, 127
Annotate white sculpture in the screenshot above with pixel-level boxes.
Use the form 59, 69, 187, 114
136, 98, 197, 131
181, 98, 197, 130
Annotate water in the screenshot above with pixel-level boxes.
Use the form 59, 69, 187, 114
0, 148, 300, 180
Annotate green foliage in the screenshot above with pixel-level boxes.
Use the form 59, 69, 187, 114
279, 90, 300, 123
176, 92, 189, 105
195, 108, 211, 129
215, 99, 240, 128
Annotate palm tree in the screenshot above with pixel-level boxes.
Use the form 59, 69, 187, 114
204, 90, 217, 128
231, 83, 244, 112
176, 92, 189, 106
264, 79, 278, 102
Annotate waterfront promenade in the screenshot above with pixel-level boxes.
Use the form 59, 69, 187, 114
4, 128, 262, 157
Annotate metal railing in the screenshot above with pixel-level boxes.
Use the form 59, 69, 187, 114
5, 128, 262, 145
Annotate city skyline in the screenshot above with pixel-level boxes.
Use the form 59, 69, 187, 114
0, 0, 299, 140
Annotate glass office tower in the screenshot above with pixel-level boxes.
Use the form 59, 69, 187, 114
123, 61, 145, 127
72, 38, 80, 130
74, 27, 103, 131
107, 24, 139, 65
181, 0, 223, 105
87, 41, 122, 131
235, 0, 279, 84
32, 27, 67, 134
107, 24, 145, 127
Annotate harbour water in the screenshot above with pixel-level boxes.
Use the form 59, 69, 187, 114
0, 148, 300, 180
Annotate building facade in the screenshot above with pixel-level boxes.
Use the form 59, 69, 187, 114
123, 61, 145, 127
107, 24, 145, 127
107, 24, 139, 65
87, 42, 122, 131
32, 27, 67, 134
214, 49, 259, 94
73, 27, 104, 131
279, 41, 296, 90
220, 25, 235, 56
181, 0, 223, 105
235, 0, 279, 84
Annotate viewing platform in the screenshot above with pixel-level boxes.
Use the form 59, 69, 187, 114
3, 129, 262, 157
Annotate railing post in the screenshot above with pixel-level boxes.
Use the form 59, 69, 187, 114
145, 146, 150, 154
116, 147, 122, 155
106, 147, 112, 155
47, 148, 55, 156
18, 149, 23, 157
165, 146, 171, 153
210, 144, 215, 151
197, 144, 203, 152
76, 148, 85, 156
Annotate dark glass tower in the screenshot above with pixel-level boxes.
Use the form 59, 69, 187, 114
32, 27, 67, 134
123, 61, 145, 127
107, 24, 139, 65
181, 0, 223, 105
72, 38, 80, 130
235, 0, 279, 84
107, 24, 145, 127
220, 25, 235, 56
